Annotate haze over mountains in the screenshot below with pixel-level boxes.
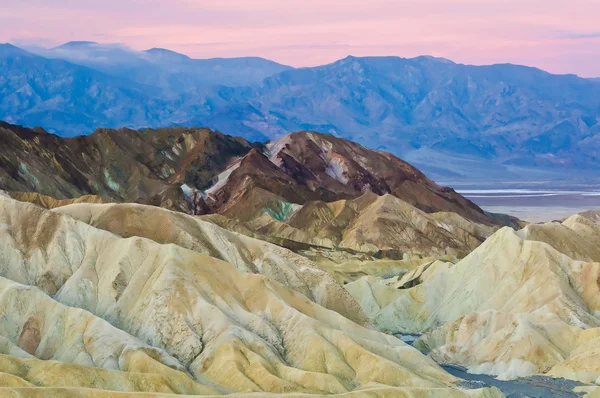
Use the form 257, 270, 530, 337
34, 41, 292, 90
2, 41, 600, 180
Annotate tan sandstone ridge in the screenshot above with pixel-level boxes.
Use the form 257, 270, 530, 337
9, 191, 115, 208
517, 214, 600, 262
203, 192, 497, 269
10, 189, 497, 282
0, 196, 502, 397
346, 215, 600, 382
248, 193, 494, 256
51, 201, 367, 325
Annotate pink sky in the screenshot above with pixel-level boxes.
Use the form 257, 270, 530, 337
2, 0, 600, 77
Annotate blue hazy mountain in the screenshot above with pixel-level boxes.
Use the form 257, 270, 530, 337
234, 56, 600, 178
32, 42, 292, 91
0, 43, 175, 136
2, 43, 600, 179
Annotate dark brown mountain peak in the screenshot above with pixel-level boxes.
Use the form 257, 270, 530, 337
264, 131, 491, 224
0, 122, 255, 212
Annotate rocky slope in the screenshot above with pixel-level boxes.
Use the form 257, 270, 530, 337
193, 131, 494, 223
0, 194, 503, 397
517, 214, 600, 262
52, 201, 368, 325
346, 214, 600, 383
264, 132, 490, 223
0, 122, 499, 258
4, 119, 600, 395
208, 193, 495, 258
8, 191, 115, 208
0, 121, 257, 211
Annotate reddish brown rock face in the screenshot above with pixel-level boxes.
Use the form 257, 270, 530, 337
207, 131, 492, 225
18, 317, 41, 356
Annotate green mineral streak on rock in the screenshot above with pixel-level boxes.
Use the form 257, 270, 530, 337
103, 169, 121, 192
89, 180, 101, 192
264, 200, 301, 222
18, 162, 39, 188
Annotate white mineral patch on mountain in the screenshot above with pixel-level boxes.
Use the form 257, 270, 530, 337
204, 158, 242, 197
325, 156, 349, 184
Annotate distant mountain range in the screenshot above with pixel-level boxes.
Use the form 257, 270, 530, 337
32, 41, 292, 90
2, 41, 600, 180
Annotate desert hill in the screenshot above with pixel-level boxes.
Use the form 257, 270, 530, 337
12, 121, 600, 395
346, 214, 600, 384
207, 192, 495, 258
0, 194, 503, 397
